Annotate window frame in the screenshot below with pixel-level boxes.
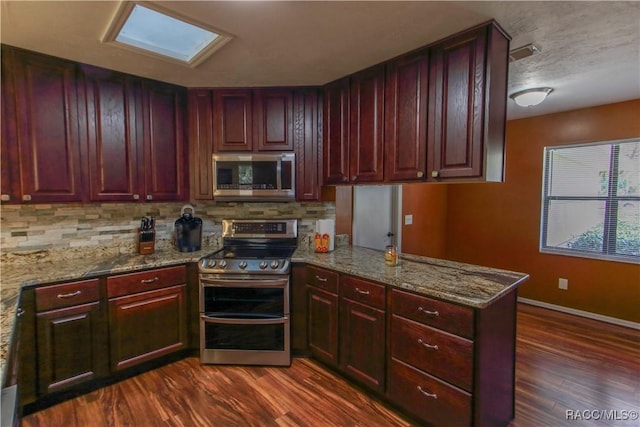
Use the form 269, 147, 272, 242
539, 137, 640, 264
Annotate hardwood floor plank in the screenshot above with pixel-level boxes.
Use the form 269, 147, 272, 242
22, 303, 640, 427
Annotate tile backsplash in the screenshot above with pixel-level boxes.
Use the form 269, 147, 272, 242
0, 201, 335, 255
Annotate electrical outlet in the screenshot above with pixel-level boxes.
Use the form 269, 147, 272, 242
404, 214, 413, 225
558, 278, 568, 290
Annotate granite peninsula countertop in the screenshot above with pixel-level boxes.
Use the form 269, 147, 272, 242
1, 244, 529, 385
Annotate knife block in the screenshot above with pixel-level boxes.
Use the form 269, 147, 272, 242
138, 228, 155, 255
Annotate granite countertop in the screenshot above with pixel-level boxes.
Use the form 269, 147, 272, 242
1, 243, 529, 385
293, 245, 529, 308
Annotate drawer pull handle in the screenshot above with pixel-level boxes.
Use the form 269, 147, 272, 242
417, 386, 438, 399
417, 338, 439, 351
355, 288, 370, 295
140, 277, 159, 284
418, 306, 439, 316
315, 275, 328, 282
57, 290, 82, 299
16, 308, 25, 317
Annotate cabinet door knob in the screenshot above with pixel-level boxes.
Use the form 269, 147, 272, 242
133, 194, 140, 200
351, 176, 357, 181
146, 194, 153, 200
416, 171, 424, 178
341, 176, 348, 182
431, 171, 439, 178
1, 194, 10, 201
22, 194, 32, 201
16, 308, 25, 317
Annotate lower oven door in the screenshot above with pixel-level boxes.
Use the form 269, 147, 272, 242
199, 275, 290, 366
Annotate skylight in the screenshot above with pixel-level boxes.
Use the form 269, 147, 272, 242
103, 2, 232, 67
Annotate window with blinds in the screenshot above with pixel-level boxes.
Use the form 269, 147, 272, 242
540, 138, 640, 263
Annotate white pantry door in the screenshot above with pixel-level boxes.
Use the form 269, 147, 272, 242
352, 185, 402, 251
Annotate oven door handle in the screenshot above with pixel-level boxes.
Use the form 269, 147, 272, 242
200, 277, 289, 288
200, 315, 288, 325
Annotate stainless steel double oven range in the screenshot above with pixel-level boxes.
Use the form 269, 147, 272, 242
198, 219, 297, 366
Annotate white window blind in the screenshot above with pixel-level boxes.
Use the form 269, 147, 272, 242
540, 138, 640, 263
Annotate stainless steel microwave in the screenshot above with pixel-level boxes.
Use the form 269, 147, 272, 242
212, 153, 295, 201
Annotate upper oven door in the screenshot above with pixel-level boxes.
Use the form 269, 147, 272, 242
200, 275, 290, 319
212, 153, 295, 201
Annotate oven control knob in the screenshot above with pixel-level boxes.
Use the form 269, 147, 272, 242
207, 259, 217, 268
218, 260, 227, 269
239, 261, 248, 269
259, 261, 268, 270
270, 260, 280, 269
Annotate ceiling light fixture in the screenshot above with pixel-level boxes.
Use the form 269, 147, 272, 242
509, 87, 553, 107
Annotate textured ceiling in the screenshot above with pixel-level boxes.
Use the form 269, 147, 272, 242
1, 1, 639, 120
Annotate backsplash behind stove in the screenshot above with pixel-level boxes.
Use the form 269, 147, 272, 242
0, 201, 335, 256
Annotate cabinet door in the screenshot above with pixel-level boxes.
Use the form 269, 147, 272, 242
214, 89, 253, 152
339, 298, 385, 392
323, 78, 350, 184
349, 64, 385, 183
1, 50, 19, 203
83, 65, 141, 201
384, 51, 429, 181
255, 89, 293, 151
141, 80, 187, 201
428, 26, 487, 180
10, 48, 83, 202
307, 286, 339, 367
109, 284, 187, 371
188, 90, 214, 200
36, 301, 107, 394
294, 88, 322, 201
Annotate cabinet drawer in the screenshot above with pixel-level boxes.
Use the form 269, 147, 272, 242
35, 279, 100, 312
107, 265, 186, 298
341, 276, 385, 309
388, 358, 471, 427
306, 266, 338, 294
391, 315, 473, 391
391, 289, 474, 339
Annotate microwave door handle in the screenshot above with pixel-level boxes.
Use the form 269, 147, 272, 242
276, 157, 282, 191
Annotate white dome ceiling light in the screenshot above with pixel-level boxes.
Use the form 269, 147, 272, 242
510, 87, 554, 107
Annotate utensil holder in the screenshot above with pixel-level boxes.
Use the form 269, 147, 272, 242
138, 229, 155, 255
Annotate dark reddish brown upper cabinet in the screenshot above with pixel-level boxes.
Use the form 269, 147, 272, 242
349, 64, 385, 183
254, 88, 294, 151
384, 51, 429, 182
428, 22, 509, 182
140, 80, 187, 201
213, 89, 253, 152
82, 65, 141, 202
294, 88, 322, 201
1, 52, 18, 203
34, 279, 108, 395
339, 276, 386, 393
188, 89, 215, 200
4, 47, 84, 202
323, 77, 350, 184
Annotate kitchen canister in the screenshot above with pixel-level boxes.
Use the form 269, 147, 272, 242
314, 219, 335, 253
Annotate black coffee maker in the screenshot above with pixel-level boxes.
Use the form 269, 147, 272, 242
174, 205, 202, 252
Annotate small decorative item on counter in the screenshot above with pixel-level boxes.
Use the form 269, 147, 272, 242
315, 219, 335, 253
385, 244, 398, 266
174, 204, 202, 252
138, 216, 155, 255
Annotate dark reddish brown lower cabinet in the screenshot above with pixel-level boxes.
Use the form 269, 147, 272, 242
388, 358, 472, 427
339, 298, 385, 392
108, 284, 187, 371
36, 301, 108, 394
307, 285, 339, 367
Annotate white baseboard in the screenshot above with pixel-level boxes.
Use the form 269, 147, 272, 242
517, 297, 640, 330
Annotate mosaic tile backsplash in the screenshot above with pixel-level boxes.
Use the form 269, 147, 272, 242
0, 201, 335, 258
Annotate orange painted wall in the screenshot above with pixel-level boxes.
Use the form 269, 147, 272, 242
401, 183, 448, 259
444, 100, 640, 323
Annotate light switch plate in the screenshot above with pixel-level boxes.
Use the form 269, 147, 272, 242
558, 278, 568, 290
404, 214, 413, 225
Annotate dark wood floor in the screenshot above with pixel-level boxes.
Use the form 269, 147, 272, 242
22, 303, 640, 427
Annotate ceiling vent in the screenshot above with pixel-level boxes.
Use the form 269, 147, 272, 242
509, 44, 541, 62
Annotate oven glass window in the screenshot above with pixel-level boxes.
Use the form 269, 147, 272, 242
203, 287, 285, 317
203, 322, 284, 351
